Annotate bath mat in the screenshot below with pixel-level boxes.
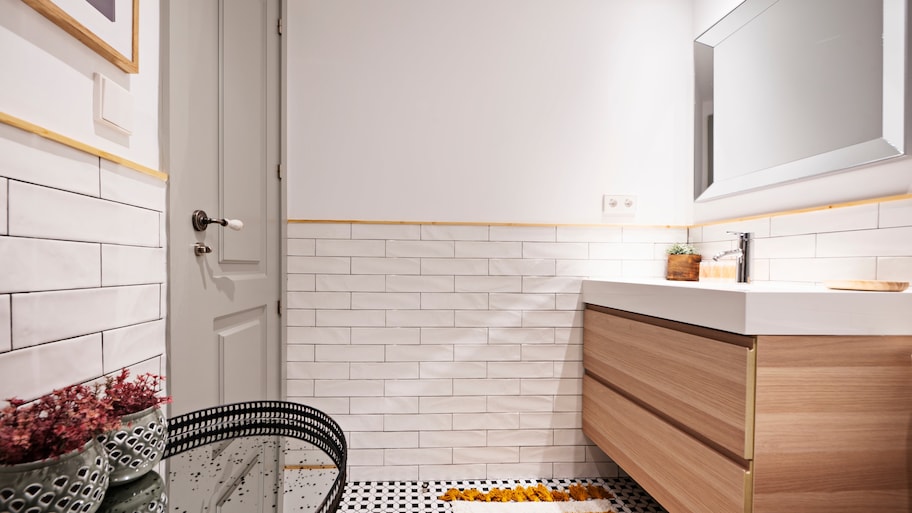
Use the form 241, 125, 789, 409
441, 484, 616, 513
449, 499, 616, 513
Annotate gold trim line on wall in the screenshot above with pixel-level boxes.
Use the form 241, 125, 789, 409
286, 219, 687, 229
0, 111, 167, 182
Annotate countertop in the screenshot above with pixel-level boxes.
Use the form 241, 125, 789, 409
582, 278, 912, 335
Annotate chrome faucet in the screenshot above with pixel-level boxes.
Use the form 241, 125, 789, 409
712, 231, 752, 283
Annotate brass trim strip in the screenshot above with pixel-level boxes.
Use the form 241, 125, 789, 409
287, 219, 687, 229
0, 111, 167, 182
283, 464, 337, 470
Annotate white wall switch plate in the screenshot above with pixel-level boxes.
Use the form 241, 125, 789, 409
94, 73, 133, 136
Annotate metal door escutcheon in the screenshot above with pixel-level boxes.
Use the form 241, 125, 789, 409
194, 242, 212, 256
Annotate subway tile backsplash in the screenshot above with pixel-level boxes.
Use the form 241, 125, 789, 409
770, 203, 878, 237
877, 256, 912, 281
0, 334, 104, 400
99, 160, 167, 212
9, 181, 160, 246
816, 226, 912, 258
693, 198, 912, 284
12, 285, 160, 349
101, 245, 167, 287
101, 320, 167, 374
0, 127, 166, 405
286, 221, 676, 481
0, 124, 100, 197
879, 198, 912, 228
0, 237, 101, 293
0, 295, 10, 353
289, 202, 912, 480
0, 178, 7, 235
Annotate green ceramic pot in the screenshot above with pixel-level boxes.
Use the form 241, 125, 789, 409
0, 439, 110, 513
98, 406, 167, 486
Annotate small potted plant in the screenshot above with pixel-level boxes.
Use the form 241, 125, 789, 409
0, 384, 119, 513
665, 243, 701, 281
97, 370, 171, 485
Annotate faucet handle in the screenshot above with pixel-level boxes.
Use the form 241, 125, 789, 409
726, 230, 752, 240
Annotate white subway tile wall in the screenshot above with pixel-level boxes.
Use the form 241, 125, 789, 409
0, 334, 104, 400
99, 160, 167, 212
289, 205, 912, 481
286, 222, 679, 481
0, 177, 7, 235
0, 124, 100, 197
9, 181, 160, 246
0, 237, 101, 292
12, 285, 161, 349
102, 320, 167, 374
880, 199, 912, 228
0, 130, 166, 404
101, 245, 167, 287
691, 197, 912, 284
0, 295, 10, 353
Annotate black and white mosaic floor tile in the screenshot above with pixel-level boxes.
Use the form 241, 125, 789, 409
333, 477, 667, 513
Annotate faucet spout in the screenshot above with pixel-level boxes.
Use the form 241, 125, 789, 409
712, 248, 742, 261
716, 231, 752, 283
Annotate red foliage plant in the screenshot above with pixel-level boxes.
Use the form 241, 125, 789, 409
102, 369, 172, 418
0, 384, 120, 465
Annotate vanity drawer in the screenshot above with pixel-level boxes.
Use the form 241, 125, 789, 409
583, 375, 753, 513
583, 307, 755, 459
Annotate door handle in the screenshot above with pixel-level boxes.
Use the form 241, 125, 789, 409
192, 210, 244, 231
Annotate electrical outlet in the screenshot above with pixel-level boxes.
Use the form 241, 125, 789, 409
602, 194, 637, 216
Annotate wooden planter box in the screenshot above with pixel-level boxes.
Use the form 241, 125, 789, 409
666, 254, 701, 281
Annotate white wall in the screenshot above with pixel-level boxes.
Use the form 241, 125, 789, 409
286, 0, 694, 225
0, 0, 164, 403
0, 0, 160, 170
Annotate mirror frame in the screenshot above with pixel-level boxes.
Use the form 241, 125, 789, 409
694, 0, 907, 202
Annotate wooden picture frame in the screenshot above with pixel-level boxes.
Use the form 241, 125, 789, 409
23, 0, 139, 73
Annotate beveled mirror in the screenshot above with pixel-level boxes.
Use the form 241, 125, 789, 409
694, 0, 907, 201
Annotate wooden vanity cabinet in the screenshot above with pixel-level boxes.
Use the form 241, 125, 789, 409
582, 305, 912, 513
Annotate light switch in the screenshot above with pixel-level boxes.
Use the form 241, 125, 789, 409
93, 72, 133, 135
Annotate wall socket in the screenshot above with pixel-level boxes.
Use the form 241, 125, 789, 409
602, 194, 637, 216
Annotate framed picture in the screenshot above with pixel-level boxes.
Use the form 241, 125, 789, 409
23, 0, 139, 73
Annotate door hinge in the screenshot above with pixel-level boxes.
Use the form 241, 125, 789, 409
276, 163, 283, 180
277, 17, 283, 36
277, 299, 282, 316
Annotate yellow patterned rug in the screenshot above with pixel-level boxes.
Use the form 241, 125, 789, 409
441, 484, 617, 513
449, 500, 616, 513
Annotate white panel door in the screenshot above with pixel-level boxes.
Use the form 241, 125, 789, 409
164, 0, 282, 510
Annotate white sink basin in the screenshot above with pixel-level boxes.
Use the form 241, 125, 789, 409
582, 278, 912, 335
